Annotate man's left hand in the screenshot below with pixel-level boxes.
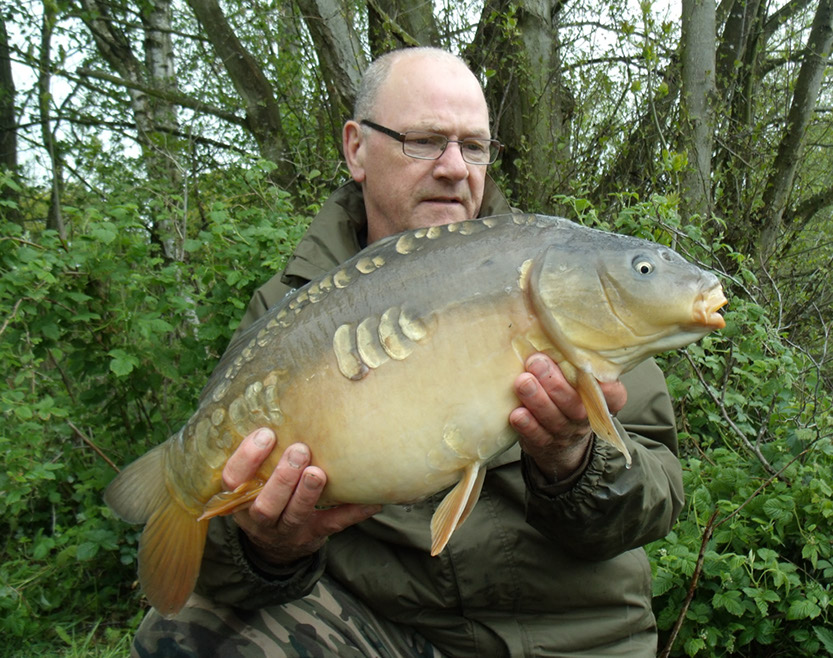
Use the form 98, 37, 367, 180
510, 353, 627, 481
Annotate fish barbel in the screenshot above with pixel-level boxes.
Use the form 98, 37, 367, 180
105, 213, 727, 616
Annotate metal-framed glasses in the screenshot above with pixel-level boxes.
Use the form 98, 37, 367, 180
361, 120, 503, 165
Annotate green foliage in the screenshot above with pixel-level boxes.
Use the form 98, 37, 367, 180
0, 162, 316, 654
562, 194, 833, 657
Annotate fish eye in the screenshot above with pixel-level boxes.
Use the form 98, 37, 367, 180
633, 257, 655, 275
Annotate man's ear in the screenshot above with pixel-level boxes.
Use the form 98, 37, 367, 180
343, 120, 366, 183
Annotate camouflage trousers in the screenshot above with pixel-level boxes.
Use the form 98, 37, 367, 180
131, 575, 442, 658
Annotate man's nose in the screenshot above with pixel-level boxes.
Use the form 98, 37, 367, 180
433, 141, 470, 179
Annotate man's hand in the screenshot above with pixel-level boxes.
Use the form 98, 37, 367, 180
510, 354, 627, 481
223, 429, 381, 566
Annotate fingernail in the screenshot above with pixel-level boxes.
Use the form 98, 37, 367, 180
287, 445, 308, 469
513, 412, 531, 429
303, 471, 321, 489
362, 505, 382, 516
528, 356, 550, 379
253, 428, 274, 449
518, 377, 537, 397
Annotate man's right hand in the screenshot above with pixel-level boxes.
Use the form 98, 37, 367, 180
223, 428, 382, 566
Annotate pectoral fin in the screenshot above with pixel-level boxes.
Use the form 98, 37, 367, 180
430, 462, 486, 556
576, 370, 632, 467
198, 479, 265, 521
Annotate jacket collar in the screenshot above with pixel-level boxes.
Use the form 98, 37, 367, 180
283, 176, 513, 285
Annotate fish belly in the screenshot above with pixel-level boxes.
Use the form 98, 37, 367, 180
273, 300, 533, 505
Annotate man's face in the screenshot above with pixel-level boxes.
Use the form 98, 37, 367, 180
344, 55, 491, 244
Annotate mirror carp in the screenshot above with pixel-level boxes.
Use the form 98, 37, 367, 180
105, 213, 727, 616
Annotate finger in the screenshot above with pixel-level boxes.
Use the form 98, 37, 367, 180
599, 380, 628, 415
508, 405, 552, 447
223, 428, 276, 489
515, 367, 587, 432
273, 466, 327, 532
525, 355, 586, 420
249, 443, 313, 521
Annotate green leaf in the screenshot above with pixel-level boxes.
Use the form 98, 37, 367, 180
684, 637, 706, 656
713, 590, 746, 616
108, 349, 139, 376
787, 598, 821, 620
815, 626, 833, 653
75, 542, 100, 561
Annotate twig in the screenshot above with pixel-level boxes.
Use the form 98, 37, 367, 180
67, 420, 120, 473
658, 509, 719, 658
0, 298, 23, 338
659, 441, 821, 657
684, 352, 777, 475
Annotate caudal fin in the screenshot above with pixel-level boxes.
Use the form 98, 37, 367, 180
104, 441, 208, 617
430, 462, 486, 556
138, 497, 209, 617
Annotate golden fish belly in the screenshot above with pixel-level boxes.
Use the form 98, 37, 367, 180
257, 295, 537, 506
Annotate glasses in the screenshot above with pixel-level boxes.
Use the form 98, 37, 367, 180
360, 120, 503, 165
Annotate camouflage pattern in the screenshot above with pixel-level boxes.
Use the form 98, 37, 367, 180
131, 575, 442, 658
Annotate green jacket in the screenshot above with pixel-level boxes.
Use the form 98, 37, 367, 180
197, 179, 685, 656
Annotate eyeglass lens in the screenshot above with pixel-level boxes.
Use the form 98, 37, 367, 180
402, 132, 499, 164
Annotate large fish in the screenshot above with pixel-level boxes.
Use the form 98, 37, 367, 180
105, 213, 727, 616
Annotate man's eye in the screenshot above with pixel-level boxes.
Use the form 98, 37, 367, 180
463, 141, 488, 153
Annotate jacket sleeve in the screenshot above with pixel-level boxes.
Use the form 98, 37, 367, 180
522, 358, 685, 561
194, 516, 326, 609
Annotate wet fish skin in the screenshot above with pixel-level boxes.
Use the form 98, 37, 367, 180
104, 213, 727, 617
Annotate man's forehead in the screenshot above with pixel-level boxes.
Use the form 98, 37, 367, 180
374, 56, 489, 129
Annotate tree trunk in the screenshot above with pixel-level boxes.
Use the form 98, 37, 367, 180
0, 17, 16, 174
679, 0, 717, 221
295, 0, 367, 126
39, 1, 66, 240
186, 0, 293, 185
367, 0, 439, 53
756, 0, 833, 264
593, 67, 680, 205
471, 0, 572, 213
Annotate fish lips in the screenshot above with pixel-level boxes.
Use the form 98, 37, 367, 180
691, 285, 728, 329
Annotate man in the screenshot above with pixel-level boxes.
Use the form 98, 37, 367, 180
133, 47, 684, 657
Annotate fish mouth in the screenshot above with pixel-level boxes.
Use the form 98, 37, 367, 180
692, 285, 728, 329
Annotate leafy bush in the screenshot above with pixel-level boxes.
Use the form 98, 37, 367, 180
0, 163, 315, 654
2, 178, 831, 656
572, 194, 833, 656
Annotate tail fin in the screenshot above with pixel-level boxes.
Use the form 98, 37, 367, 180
104, 443, 169, 524
138, 497, 209, 617
104, 441, 208, 617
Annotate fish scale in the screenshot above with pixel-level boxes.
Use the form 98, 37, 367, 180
104, 213, 727, 617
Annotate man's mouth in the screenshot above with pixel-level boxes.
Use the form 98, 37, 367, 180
424, 197, 462, 205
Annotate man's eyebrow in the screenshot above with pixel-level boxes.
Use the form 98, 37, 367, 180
407, 124, 492, 138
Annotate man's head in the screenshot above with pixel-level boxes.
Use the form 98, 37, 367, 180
343, 48, 493, 244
